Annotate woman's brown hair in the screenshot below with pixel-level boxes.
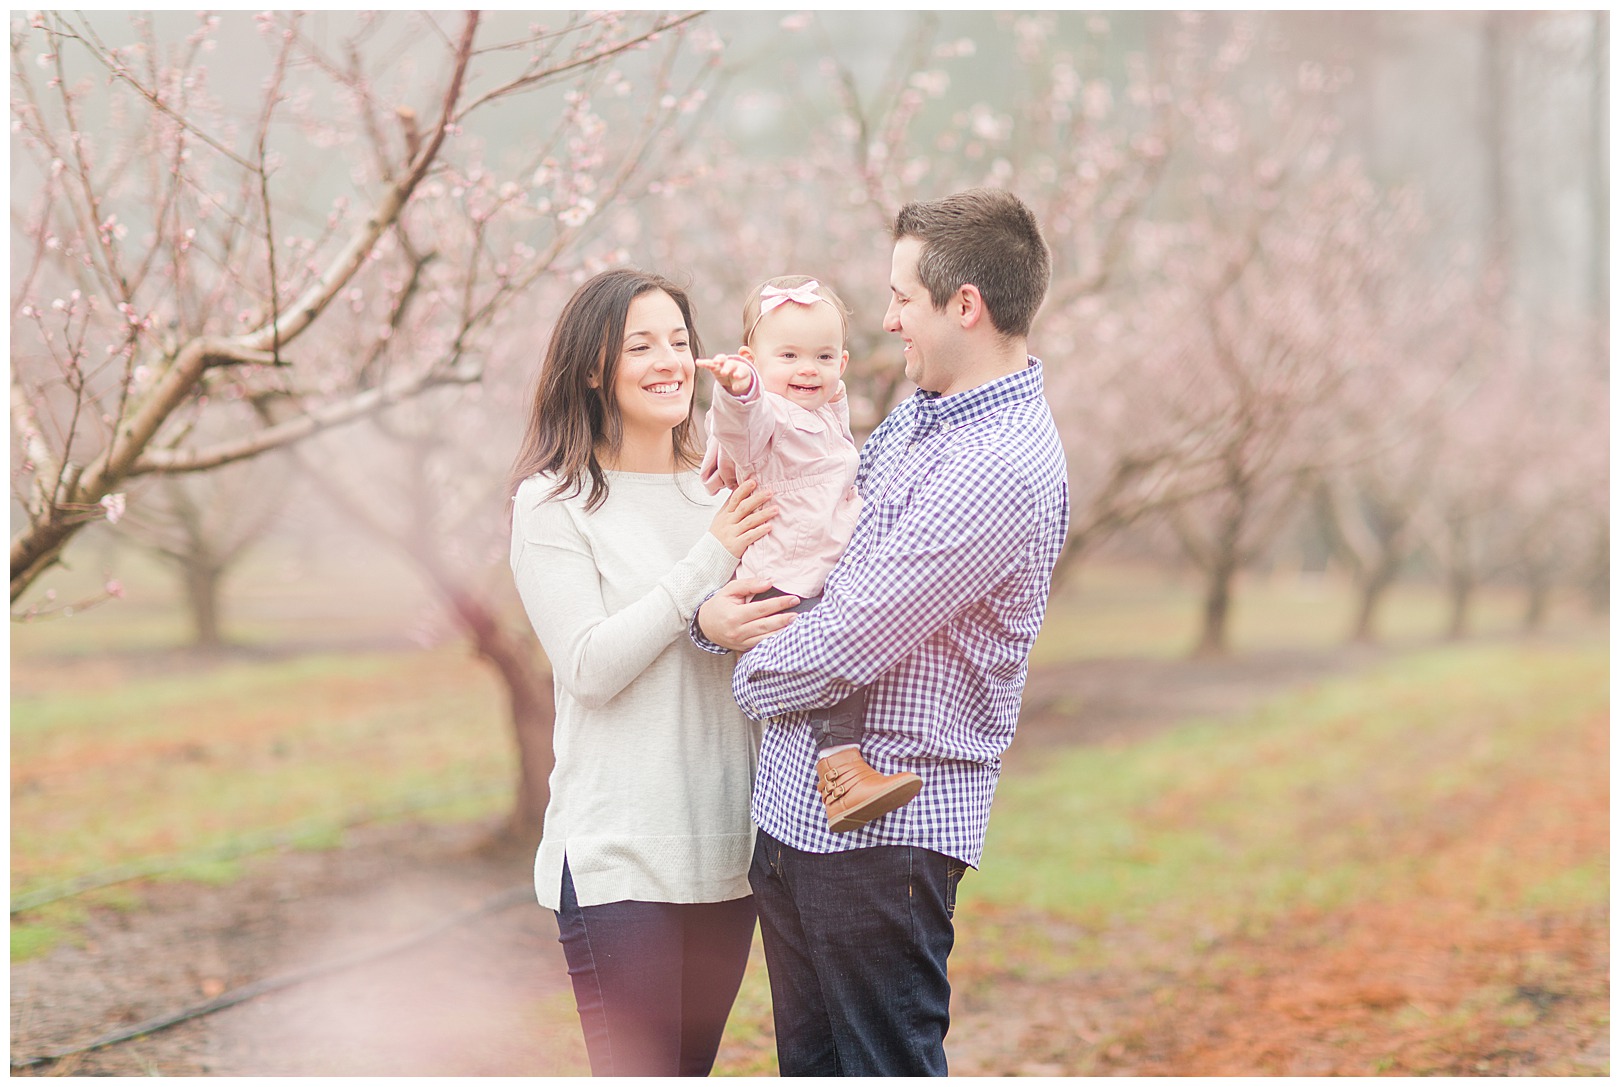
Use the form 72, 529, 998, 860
507, 269, 704, 510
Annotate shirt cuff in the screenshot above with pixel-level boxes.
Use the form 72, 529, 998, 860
688, 590, 731, 655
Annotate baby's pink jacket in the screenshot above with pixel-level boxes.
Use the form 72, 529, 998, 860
700, 362, 861, 598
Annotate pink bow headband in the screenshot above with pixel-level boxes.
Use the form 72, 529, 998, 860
746, 280, 830, 342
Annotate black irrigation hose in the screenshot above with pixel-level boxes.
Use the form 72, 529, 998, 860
10, 783, 506, 915
11, 883, 535, 1071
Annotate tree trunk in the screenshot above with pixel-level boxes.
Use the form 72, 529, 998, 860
1521, 568, 1551, 633
1350, 559, 1397, 644
11, 524, 75, 604
480, 626, 555, 847
292, 448, 556, 852
1195, 556, 1236, 656
183, 561, 226, 651
445, 587, 554, 849
1586, 520, 1609, 614
1445, 568, 1474, 641
1191, 488, 1249, 658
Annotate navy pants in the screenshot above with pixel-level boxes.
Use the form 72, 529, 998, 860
748, 829, 964, 1076
553, 861, 757, 1076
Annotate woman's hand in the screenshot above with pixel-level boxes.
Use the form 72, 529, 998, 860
710, 477, 777, 559
697, 354, 755, 397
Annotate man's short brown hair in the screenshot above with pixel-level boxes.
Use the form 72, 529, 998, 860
893, 188, 1051, 339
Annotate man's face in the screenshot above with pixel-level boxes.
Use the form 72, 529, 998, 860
884, 235, 962, 395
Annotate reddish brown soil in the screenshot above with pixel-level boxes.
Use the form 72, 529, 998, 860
10, 649, 1609, 1076
949, 700, 1610, 1076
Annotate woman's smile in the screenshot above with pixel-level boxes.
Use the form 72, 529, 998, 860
609, 289, 697, 463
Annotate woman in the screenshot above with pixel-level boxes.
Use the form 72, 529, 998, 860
507, 269, 776, 1075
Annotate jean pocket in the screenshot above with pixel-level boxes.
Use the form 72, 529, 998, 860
945, 864, 966, 920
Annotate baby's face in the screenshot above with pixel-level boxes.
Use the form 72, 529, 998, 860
744, 302, 848, 411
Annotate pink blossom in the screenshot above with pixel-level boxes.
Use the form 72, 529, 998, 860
910, 70, 949, 98
558, 197, 596, 227
1082, 80, 1112, 119
99, 493, 126, 524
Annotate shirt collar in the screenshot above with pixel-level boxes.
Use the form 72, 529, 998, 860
911, 356, 1045, 440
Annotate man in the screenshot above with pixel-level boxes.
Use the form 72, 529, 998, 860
695, 188, 1070, 1075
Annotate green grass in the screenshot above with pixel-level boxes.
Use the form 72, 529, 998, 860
707, 635, 1606, 1076
697, 637, 1609, 1074
10, 548, 1607, 1060
713, 942, 780, 1075
525, 991, 592, 1075
10, 644, 517, 958
963, 639, 1609, 969
1029, 562, 1578, 665
12, 917, 77, 961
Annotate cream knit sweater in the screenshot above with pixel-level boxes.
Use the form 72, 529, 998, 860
510, 469, 760, 910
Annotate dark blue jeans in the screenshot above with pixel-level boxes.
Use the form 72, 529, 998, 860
554, 861, 757, 1076
748, 829, 965, 1076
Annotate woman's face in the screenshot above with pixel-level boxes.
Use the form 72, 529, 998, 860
609, 289, 695, 442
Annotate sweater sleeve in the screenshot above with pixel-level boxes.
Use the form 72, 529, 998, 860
511, 486, 739, 710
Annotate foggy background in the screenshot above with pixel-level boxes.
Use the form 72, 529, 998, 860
9, 10, 1609, 1077
11, 11, 1607, 647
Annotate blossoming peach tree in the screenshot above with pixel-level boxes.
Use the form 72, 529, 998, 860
10, 9, 712, 610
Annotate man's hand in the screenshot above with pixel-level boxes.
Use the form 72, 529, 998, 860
698, 576, 799, 652
697, 354, 755, 397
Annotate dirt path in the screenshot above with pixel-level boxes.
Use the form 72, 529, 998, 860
10, 820, 562, 1076
10, 646, 1605, 1075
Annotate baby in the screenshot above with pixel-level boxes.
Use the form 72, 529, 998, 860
698, 275, 922, 833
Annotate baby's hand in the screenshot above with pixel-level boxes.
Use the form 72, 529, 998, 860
697, 354, 754, 397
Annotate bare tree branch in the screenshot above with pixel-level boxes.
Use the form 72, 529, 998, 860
132, 356, 480, 475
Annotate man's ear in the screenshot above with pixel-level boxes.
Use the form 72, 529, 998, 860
958, 284, 987, 331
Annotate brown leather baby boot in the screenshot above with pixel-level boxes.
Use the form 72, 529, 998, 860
815, 748, 923, 833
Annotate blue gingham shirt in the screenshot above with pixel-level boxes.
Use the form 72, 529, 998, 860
718, 357, 1069, 868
